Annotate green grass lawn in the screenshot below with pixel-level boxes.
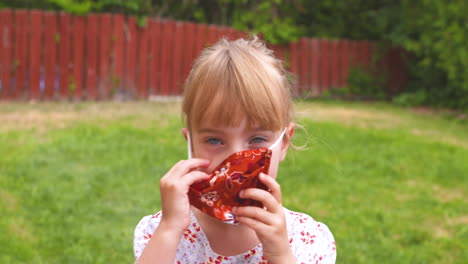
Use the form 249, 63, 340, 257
0, 100, 466, 263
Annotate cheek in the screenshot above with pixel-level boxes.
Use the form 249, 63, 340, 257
205, 160, 222, 174
193, 150, 228, 174
267, 149, 282, 179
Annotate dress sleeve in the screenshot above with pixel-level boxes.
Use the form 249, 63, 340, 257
290, 215, 337, 264
133, 212, 162, 260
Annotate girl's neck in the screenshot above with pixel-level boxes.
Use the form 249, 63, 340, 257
192, 207, 260, 256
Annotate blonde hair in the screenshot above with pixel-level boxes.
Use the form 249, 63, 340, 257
182, 36, 293, 133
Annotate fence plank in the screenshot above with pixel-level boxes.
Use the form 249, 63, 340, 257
361, 40, 371, 70
136, 22, 149, 98
308, 39, 317, 94
71, 15, 85, 99
330, 40, 340, 88
15, 10, 29, 99
215, 26, 225, 41
44, 12, 57, 100
148, 19, 161, 95
226, 28, 234, 40
207, 24, 217, 46
339, 40, 349, 87
29, 10, 42, 100
226, 28, 236, 41
124, 16, 137, 96
160, 20, 175, 95
304, 39, 312, 95
229, 28, 239, 40
194, 24, 207, 58
58, 12, 71, 99
289, 40, 299, 94
396, 49, 408, 95
85, 14, 98, 100
309, 39, 320, 95
173, 22, 184, 95
321, 39, 331, 92
298, 38, 308, 95
239, 30, 249, 40
351, 41, 361, 69
98, 14, 112, 99
0, 10, 13, 99
385, 47, 407, 97
183, 22, 196, 80
219, 26, 230, 41
112, 14, 125, 94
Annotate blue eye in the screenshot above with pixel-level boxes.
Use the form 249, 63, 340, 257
250, 137, 266, 144
206, 138, 223, 145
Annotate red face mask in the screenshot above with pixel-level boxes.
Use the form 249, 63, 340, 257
187, 129, 286, 224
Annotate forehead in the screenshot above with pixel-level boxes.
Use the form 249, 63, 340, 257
196, 118, 274, 134
191, 101, 278, 133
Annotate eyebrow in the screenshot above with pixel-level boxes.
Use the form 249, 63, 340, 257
197, 128, 225, 134
197, 127, 273, 134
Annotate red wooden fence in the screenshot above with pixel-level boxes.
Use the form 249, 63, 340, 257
0, 9, 407, 101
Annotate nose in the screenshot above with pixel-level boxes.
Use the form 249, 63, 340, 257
227, 140, 246, 156
205, 141, 243, 173
213, 140, 245, 166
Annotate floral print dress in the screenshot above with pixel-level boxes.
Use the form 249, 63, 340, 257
134, 208, 336, 264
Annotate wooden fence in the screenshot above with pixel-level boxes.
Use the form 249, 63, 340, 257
0, 9, 407, 101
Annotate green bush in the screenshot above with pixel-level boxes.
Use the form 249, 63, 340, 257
321, 66, 386, 101
0, 0, 152, 15
393, 0, 468, 109
392, 90, 427, 107
346, 66, 386, 100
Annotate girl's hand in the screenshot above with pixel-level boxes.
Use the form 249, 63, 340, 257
159, 159, 210, 235
232, 173, 296, 264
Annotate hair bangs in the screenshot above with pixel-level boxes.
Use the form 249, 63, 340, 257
183, 37, 292, 133
199, 91, 282, 132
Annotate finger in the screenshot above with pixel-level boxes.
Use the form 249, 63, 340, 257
182, 170, 210, 186
170, 158, 210, 176
159, 170, 210, 192
235, 215, 270, 236
236, 216, 272, 240
233, 205, 275, 226
259, 173, 282, 204
239, 188, 282, 214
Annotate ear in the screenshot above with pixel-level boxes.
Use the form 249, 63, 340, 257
181, 128, 188, 141
279, 122, 295, 162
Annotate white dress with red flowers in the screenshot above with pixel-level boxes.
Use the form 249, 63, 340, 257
134, 208, 336, 264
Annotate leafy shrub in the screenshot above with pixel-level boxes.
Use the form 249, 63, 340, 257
392, 90, 427, 107
346, 66, 386, 100
394, 0, 468, 109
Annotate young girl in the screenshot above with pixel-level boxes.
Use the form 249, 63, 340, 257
134, 37, 336, 264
